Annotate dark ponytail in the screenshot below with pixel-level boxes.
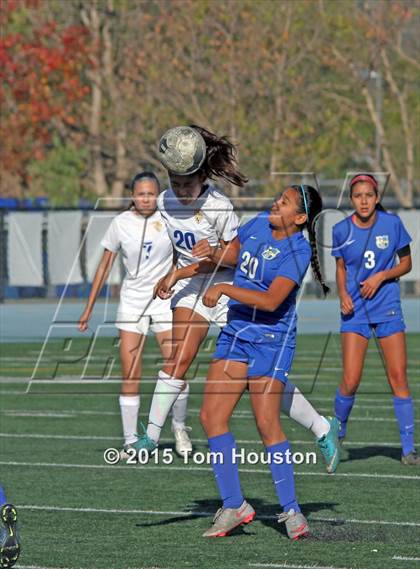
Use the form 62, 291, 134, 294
189, 125, 248, 187
349, 173, 385, 211
292, 184, 330, 297
127, 171, 160, 210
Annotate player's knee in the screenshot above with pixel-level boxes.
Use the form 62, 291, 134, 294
255, 415, 276, 441
340, 378, 359, 396
389, 371, 409, 396
200, 407, 213, 432
165, 350, 195, 377
200, 407, 229, 435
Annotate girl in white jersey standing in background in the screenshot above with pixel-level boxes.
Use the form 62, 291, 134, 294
135, 127, 340, 475
78, 172, 190, 455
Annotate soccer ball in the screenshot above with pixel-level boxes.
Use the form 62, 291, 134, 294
158, 126, 206, 175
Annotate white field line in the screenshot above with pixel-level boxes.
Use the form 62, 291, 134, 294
2, 460, 419, 481
0, 392, 418, 404
392, 557, 420, 562
2, 376, 420, 386
1, 409, 419, 423
15, 566, 73, 569
15, 566, 168, 569
16, 504, 420, 528
0, 432, 403, 447
249, 564, 351, 569
3, 399, 417, 411
5, 353, 415, 362
15, 566, 166, 569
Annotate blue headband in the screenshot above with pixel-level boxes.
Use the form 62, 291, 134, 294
300, 185, 309, 216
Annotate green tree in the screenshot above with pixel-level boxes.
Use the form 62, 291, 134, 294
28, 138, 88, 206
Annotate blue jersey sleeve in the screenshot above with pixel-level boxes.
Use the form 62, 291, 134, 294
331, 223, 344, 258
395, 216, 411, 251
274, 247, 312, 286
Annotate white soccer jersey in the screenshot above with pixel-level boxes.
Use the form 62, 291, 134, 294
157, 184, 238, 287
101, 209, 173, 315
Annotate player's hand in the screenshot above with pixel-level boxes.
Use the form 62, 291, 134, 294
339, 293, 354, 315
154, 272, 178, 300
203, 284, 224, 308
78, 309, 91, 332
192, 239, 216, 260
360, 272, 385, 299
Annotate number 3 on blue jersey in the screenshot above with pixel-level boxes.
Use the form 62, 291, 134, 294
364, 250, 375, 269
240, 251, 259, 279
174, 230, 196, 250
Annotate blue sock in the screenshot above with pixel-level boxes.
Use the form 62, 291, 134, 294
266, 440, 300, 513
334, 388, 355, 439
208, 432, 244, 509
393, 396, 415, 456
0, 485, 7, 507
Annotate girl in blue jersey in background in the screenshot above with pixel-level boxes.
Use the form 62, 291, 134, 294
199, 184, 329, 539
332, 173, 418, 465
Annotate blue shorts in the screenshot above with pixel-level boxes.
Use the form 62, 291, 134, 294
340, 318, 406, 339
213, 329, 294, 383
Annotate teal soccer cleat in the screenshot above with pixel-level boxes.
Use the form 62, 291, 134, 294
130, 432, 158, 453
120, 435, 157, 459
316, 416, 341, 474
0, 504, 20, 569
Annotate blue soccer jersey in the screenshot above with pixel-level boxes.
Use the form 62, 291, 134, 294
331, 210, 411, 324
223, 212, 312, 344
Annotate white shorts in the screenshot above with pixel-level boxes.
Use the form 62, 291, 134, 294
115, 311, 172, 335
171, 278, 230, 327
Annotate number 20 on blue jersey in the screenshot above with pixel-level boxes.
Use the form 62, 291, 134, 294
240, 251, 259, 279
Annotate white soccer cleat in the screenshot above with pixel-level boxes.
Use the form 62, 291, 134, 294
172, 425, 193, 457
203, 501, 256, 537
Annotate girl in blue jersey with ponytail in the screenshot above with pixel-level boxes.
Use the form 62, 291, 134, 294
332, 173, 418, 465
199, 184, 329, 539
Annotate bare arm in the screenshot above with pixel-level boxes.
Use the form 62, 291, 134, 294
78, 249, 117, 331
335, 257, 354, 314
191, 238, 241, 268
203, 276, 297, 312
154, 239, 238, 299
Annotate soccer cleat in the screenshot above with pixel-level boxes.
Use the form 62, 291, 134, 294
172, 425, 193, 457
120, 441, 139, 460
401, 450, 420, 465
202, 500, 255, 537
0, 504, 20, 568
277, 509, 310, 540
316, 416, 341, 474
127, 434, 157, 453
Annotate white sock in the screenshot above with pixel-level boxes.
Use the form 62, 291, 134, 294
119, 394, 140, 445
171, 383, 190, 430
147, 371, 185, 443
282, 382, 330, 439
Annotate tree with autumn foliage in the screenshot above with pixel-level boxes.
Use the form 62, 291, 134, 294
0, 0, 91, 199
0, 0, 418, 206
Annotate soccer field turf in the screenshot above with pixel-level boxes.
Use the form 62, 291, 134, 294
0, 334, 419, 569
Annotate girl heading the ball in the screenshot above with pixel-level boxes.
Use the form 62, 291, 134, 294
134, 125, 246, 455
331, 173, 419, 465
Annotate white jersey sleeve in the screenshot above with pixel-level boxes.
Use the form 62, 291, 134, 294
214, 201, 239, 242
101, 217, 120, 253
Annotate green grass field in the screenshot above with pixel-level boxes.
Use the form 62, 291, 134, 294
1, 334, 419, 569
